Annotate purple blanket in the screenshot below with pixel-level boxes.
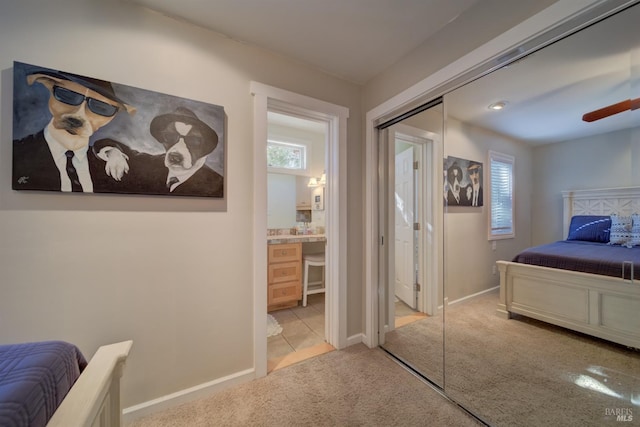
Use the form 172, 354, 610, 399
0, 341, 87, 427
513, 240, 640, 280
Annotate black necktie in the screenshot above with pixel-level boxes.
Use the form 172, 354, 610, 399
65, 150, 83, 192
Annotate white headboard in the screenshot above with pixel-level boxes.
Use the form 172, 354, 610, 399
561, 187, 640, 238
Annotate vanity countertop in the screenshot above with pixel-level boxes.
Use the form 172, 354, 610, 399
267, 234, 326, 244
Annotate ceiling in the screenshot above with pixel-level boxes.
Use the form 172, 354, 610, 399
128, 0, 480, 84
129, 0, 638, 145
446, 3, 639, 145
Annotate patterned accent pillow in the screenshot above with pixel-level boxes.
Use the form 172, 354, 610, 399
609, 214, 633, 245
566, 215, 611, 243
631, 213, 640, 246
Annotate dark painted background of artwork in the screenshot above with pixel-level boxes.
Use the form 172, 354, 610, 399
12, 61, 225, 176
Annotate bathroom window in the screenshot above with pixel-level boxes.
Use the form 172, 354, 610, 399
267, 140, 309, 174
489, 150, 514, 240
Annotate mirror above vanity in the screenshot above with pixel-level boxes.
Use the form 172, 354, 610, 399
267, 173, 325, 235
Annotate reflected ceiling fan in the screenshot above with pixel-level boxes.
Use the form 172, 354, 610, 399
582, 97, 640, 122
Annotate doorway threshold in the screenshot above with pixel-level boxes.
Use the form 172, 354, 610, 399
268, 342, 335, 373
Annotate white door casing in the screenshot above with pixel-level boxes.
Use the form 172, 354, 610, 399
386, 124, 439, 327
251, 82, 349, 378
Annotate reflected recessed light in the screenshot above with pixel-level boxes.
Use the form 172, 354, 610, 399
488, 101, 508, 111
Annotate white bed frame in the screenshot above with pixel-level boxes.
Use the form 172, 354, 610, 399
47, 340, 133, 427
497, 187, 640, 349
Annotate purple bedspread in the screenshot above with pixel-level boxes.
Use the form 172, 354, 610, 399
513, 240, 640, 280
0, 341, 87, 427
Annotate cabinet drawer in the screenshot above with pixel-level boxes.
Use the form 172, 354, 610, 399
268, 243, 301, 263
268, 261, 301, 284
269, 281, 301, 305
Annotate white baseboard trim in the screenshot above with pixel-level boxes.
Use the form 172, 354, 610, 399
346, 333, 363, 347
448, 286, 499, 306
122, 368, 255, 423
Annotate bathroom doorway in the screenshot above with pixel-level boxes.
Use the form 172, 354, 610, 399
266, 111, 332, 372
251, 82, 349, 378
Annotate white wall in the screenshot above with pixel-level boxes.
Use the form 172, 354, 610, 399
531, 127, 640, 245
0, 0, 362, 408
444, 118, 533, 301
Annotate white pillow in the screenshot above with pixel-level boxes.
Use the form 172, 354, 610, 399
609, 214, 633, 245
630, 213, 640, 246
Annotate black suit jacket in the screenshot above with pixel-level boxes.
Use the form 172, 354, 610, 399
93, 138, 224, 198
12, 131, 122, 193
168, 164, 224, 197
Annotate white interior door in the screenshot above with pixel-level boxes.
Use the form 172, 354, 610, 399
394, 146, 416, 309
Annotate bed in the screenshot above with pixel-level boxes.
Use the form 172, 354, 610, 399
497, 187, 640, 349
0, 340, 132, 427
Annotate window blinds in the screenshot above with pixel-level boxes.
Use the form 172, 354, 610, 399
490, 154, 513, 237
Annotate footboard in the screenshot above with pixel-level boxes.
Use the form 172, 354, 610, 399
497, 261, 640, 349
47, 340, 133, 427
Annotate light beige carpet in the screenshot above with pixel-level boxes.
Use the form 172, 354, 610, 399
385, 312, 444, 386
383, 290, 640, 426
128, 290, 640, 426
127, 344, 482, 427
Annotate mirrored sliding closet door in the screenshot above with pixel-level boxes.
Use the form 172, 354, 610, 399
443, 3, 640, 425
378, 2, 640, 426
377, 102, 445, 388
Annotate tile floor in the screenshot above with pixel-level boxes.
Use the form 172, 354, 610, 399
267, 293, 333, 372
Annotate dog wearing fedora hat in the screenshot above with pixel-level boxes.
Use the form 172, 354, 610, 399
445, 161, 464, 205
12, 68, 135, 193
92, 106, 223, 197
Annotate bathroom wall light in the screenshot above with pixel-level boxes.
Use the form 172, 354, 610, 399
488, 101, 508, 111
308, 172, 327, 187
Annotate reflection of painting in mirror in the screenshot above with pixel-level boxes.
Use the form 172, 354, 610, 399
444, 156, 483, 207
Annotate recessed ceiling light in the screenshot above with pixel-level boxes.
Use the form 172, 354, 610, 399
488, 101, 508, 111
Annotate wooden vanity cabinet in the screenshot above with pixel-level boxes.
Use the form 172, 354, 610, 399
267, 242, 302, 311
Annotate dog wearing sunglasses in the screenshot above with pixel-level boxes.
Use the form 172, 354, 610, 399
12, 70, 135, 193
92, 107, 223, 197
464, 161, 483, 207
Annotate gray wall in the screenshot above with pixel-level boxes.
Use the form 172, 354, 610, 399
0, 0, 589, 413
531, 127, 640, 245
443, 122, 640, 301
444, 118, 533, 301
0, 0, 362, 407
